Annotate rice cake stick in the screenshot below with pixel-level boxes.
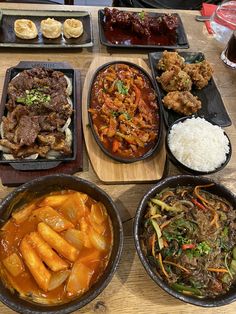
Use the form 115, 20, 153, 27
38, 222, 79, 262
33, 206, 74, 232
28, 232, 68, 272
20, 237, 51, 292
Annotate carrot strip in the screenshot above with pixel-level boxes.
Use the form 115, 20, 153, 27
210, 211, 219, 228
194, 184, 220, 228
207, 268, 228, 273
160, 219, 172, 230
133, 84, 141, 105
194, 184, 214, 205
112, 139, 121, 152
163, 260, 190, 274
158, 253, 169, 278
151, 234, 156, 257
163, 239, 169, 248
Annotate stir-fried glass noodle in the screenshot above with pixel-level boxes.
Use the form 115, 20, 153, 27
141, 184, 236, 298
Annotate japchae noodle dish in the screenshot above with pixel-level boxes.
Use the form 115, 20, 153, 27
89, 63, 160, 160
0, 190, 113, 305
141, 183, 236, 298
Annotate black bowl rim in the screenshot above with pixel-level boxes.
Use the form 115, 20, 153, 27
165, 116, 232, 175
133, 175, 236, 307
87, 60, 163, 164
0, 174, 123, 314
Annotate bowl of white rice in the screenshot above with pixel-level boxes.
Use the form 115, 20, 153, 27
166, 116, 232, 175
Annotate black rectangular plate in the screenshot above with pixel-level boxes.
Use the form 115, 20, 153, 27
0, 9, 93, 48
0, 61, 80, 171
98, 9, 189, 49
149, 51, 232, 128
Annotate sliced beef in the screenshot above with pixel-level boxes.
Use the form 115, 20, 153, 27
15, 116, 40, 146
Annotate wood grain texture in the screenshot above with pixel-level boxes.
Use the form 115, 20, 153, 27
0, 3, 235, 314
82, 56, 166, 183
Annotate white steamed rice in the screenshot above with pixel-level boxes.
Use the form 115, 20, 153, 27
168, 117, 230, 172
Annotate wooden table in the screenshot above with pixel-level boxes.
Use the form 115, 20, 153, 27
0, 3, 236, 314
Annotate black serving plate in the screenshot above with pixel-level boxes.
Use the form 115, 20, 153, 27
134, 175, 236, 307
149, 51, 232, 128
0, 9, 93, 48
98, 9, 189, 49
0, 61, 80, 171
88, 61, 163, 163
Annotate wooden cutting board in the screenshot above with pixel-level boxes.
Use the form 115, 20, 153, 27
82, 56, 166, 183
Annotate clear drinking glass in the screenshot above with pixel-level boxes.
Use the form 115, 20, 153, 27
210, 0, 236, 68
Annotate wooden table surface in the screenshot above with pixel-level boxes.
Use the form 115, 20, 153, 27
0, 3, 236, 314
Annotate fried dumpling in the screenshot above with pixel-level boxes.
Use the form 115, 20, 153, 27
41, 18, 62, 39
14, 19, 38, 39
63, 18, 83, 39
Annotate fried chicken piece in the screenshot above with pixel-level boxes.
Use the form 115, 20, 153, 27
157, 50, 185, 71
183, 60, 213, 89
157, 67, 192, 92
162, 91, 202, 115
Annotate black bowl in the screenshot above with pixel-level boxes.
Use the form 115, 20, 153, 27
0, 174, 123, 314
88, 61, 163, 163
166, 116, 232, 175
134, 175, 236, 307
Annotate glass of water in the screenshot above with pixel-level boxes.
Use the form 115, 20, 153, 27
210, 0, 236, 44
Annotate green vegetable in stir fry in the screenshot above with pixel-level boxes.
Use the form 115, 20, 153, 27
141, 184, 236, 298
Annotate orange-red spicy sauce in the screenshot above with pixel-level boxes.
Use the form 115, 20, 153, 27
0, 190, 113, 305
89, 63, 159, 159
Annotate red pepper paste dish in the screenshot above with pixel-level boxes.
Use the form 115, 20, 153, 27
88, 62, 161, 163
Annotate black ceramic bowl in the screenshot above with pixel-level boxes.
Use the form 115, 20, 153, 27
88, 61, 163, 163
134, 175, 236, 307
0, 174, 123, 314
166, 116, 232, 175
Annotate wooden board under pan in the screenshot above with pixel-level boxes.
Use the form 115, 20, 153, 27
82, 56, 167, 183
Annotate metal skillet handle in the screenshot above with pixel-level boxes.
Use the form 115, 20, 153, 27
195, 15, 211, 21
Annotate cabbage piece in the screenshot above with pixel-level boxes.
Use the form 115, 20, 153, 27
2, 253, 25, 277
66, 261, 94, 297
63, 229, 84, 251
48, 270, 71, 291
90, 202, 108, 225
89, 227, 107, 251
12, 203, 36, 224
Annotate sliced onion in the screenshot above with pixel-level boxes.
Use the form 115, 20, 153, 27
24, 153, 39, 160
67, 97, 73, 108
48, 270, 71, 291
63, 229, 84, 250
58, 117, 71, 133
64, 75, 72, 96
46, 150, 61, 160
0, 145, 10, 153
3, 153, 15, 160
65, 128, 72, 147
0, 121, 4, 139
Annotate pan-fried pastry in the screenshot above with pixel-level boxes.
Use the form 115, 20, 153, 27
40, 18, 62, 39
63, 18, 83, 39
14, 19, 38, 39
